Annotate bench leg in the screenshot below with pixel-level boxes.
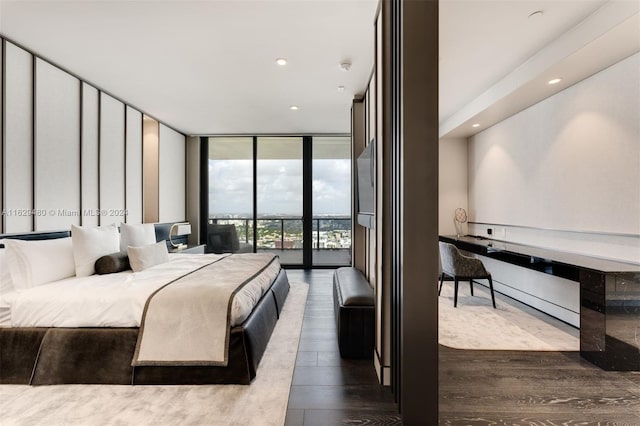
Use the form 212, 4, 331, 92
469, 280, 474, 296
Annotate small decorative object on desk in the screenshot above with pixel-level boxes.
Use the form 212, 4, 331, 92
454, 208, 467, 238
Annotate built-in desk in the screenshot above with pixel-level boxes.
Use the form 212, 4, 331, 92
439, 235, 640, 371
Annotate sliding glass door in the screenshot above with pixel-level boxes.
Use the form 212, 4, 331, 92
257, 137, 304, 266
207, 137, 254, 252
205, 136, 350, 268
312, 137, 352, 266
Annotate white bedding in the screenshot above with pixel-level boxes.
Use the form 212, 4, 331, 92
2, 253, 281, 328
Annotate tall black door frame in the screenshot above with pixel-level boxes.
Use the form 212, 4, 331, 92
302, 136, 313, 268
199, 136, 209, 245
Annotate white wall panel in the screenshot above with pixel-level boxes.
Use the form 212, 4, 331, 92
468, 53, 640, 263
125, 107, 142, 224
4, 42, 33, 233
158, 124, 185, 222
81, 83, 99, 226
35, 59, 80, 231
99, 93, 125, 226
469, 53, 640, 236
1, 41, 184, 235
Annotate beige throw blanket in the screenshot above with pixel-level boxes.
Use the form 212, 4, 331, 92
132, 253, 279, 366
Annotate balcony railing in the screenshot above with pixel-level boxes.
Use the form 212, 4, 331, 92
208, 216, 351, 265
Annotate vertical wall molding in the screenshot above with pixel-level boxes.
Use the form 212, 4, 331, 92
79, 80, 83, 226
123, 105, 127, 223
97, 91, 102, 226
31, 54, 36, 231
1, 39, 5, 233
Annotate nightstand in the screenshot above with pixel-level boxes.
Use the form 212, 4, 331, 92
169, 244, 205, 254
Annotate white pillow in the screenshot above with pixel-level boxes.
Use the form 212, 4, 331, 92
0, 248, 15, 296
71, 224, 120, 277
128, 241, 170, 272
120, 223, 156, 251
2, 238, 76, 290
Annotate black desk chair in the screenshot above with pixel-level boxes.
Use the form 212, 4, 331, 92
438, 242, 496, 308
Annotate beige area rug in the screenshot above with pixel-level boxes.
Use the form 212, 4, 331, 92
438, 281, 579, 351
0, 282, 309, 426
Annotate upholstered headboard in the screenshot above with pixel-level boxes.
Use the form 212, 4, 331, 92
0, 231, 71, 248
0, 223, 188, 249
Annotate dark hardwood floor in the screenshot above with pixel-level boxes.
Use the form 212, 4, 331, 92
439, 348, 640, 425
284, 269, 401, 426
284, 269, 640, 426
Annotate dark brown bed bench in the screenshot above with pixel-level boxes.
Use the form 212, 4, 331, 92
333, 267, 374, 359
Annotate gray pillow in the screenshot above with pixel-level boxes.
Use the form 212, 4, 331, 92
95, 252, 131, 275
127, 241, 170, 272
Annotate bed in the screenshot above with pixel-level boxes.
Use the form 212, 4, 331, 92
0, 224, 290, 385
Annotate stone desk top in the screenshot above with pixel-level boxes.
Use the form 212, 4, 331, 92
439, 235, 640, 280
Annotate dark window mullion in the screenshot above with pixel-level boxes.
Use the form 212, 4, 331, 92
199, 136, 209, 245
252, 136, 257, 252
302, 136, 312, 268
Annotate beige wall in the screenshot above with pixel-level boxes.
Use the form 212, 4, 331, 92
438, 137, 468, 235
142, 117, 160, 224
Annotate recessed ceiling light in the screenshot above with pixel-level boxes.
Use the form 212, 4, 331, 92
472, 123, 480, 128
337, 86, 345, 92
275, 58, 287, 66
528, 10, 544, 19
548, 78, 562, 85
290, 105, 299, 110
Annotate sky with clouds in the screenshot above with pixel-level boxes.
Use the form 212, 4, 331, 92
209, 158, 351, 217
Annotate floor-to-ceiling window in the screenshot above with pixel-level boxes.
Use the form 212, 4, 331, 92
256, 137, 304, 266
205, 136, 351, 268
312, 136, 352, 266
207, 137, 254, 252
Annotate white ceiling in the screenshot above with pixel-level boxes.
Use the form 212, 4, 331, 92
439, 0, 606, 124
1, 0, 638, 137
0, 0, 378, 135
